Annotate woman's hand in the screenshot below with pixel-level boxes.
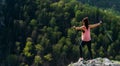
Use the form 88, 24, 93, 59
99, 20, 102, 24
72, 26, 76, 29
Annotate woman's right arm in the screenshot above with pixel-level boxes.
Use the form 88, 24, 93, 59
73, 26, 83, 30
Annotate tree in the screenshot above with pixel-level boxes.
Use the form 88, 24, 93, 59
99, 46, 105, 57
5, 54, 18, 66
33, 55, 42, 66
23, 39, 33, 57
75, 10, 83, 21
23, 37, 34, 65
29, 19, 37, 27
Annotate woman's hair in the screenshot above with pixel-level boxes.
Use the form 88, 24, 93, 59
82, 17, 89, 30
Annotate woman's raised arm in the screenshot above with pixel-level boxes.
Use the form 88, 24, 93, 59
89, 21, 102, 29
73, 26, 83, 30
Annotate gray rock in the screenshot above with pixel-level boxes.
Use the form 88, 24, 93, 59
68, 58, 120, 66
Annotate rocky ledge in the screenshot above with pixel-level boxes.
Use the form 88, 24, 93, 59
68, 58, 120, 66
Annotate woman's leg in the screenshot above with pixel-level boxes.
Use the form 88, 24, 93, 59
79, 41, 85, 58
87, 41, 93, 59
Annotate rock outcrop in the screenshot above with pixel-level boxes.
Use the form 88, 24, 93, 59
68, 58, 120, 66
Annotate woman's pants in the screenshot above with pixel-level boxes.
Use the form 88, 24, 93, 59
79, 41, 93, 59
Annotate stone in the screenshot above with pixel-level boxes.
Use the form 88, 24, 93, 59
68, 58, 120, 66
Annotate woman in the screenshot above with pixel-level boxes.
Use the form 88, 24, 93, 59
73, 17, 102, 62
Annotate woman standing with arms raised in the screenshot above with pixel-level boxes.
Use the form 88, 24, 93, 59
73, 17, 102, 62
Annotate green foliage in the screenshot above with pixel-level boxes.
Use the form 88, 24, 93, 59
107, 44, 115, 57
34, 55, 42, 65
44, 53, 52, 61
99, 47, 104, 57
16, 41, 20, 48
115, 55, 120, 61
72, 45, 79, 57
75, 10, 82, 21
53, 43, 62, 55
5, 55, 18, 66
35, 44, 44, 53
79, 0, 120, 12
29, 19, 37, 27
23, 38, 33, 57
50, 17, 56, 27
20, 63, 28, 66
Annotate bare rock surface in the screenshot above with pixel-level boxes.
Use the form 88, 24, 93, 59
68, 58, 120, 66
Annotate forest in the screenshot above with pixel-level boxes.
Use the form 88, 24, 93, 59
79, 0, 120, 12
0, 0, 120, 66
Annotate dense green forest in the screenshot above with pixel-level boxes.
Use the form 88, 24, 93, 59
0, 0, 120, 66
79, 0, 120, 12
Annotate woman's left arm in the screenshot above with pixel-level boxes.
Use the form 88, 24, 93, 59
89, 21, 102, 29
